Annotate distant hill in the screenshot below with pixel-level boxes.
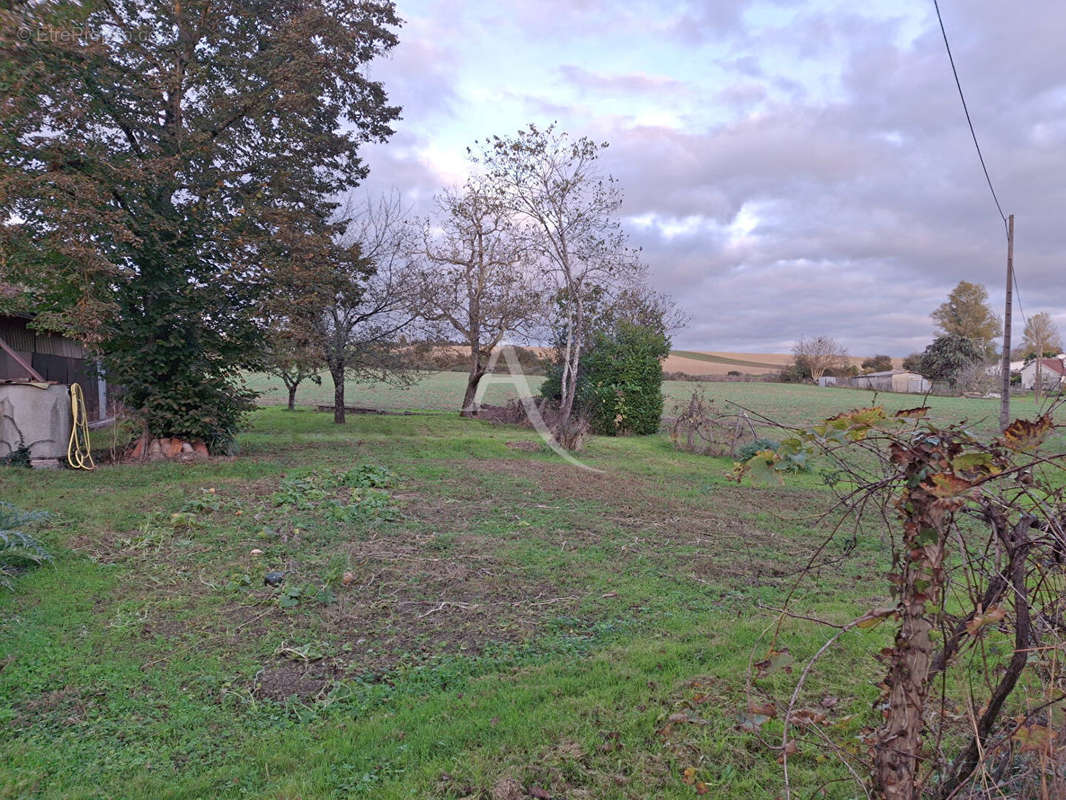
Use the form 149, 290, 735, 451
665, 351, 902, 376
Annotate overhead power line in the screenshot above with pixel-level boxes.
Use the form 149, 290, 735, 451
1013, 270, 1029, 329
932, 0, 1009, 236
931, 1, 1024, 428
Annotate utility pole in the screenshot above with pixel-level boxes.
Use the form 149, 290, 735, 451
998, 213, 1015, 432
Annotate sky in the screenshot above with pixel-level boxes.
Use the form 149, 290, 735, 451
356, 0, 1066, 356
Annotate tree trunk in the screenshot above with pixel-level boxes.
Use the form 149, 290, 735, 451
555, 301, 583, 448
461, 367, 486, 417
286, 380, 299, 411
872, 444, 951, 799
329, 361, 345, 424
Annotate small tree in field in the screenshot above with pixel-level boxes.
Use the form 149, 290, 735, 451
284, 195, 420, 424
264, 336, 321, 411
416, 179, 541, 416
541, 287, 677, 435
476, 124, 642, 449
793, 336, 849, 383
578, 321, 670, 435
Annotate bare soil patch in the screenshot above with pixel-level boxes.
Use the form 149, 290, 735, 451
255, 662, 336, 702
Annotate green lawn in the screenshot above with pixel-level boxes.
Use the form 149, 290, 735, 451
245, 370, 546, 413
254, 368, 1061, 444
2, 381, 1061, 798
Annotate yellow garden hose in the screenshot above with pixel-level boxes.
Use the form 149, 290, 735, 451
67, 383, 95, 471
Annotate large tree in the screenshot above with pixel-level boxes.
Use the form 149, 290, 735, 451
416, 179, 541, 417
0, 0, 400, 448
1019, 311, 1064, 401
1019, 311, 1063, 359
792, 335, 849, 383
931, 281, 1000, 357
916, 334, 987, 389
476, 124, 642, 449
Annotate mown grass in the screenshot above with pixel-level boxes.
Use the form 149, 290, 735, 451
2, 380, 1062, 799
251, 368, 1062, 444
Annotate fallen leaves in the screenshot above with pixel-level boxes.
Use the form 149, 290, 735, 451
681, 767, 710, 794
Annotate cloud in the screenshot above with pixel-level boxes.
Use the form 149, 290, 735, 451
558, 65, 689, 96
366, 0, 1066, 353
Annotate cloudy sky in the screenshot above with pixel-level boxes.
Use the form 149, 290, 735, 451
358, 0, 1066, 356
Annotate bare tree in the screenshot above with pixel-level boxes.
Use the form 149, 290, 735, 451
416, 179, 542, 416
792, 335, 849, 383
287, 194, 420, 424
476, 124, 642, 448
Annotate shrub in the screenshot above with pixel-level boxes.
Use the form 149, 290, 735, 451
736, 438, 779, 462
916, 334, 987, 389
576, 322, 671, 435
0, 502, 53, 590
862, 354, 893, 373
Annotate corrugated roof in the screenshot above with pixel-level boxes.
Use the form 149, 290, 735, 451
863, 370, 920, 377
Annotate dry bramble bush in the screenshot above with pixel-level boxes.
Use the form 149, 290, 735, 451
733, 402, 1066, 800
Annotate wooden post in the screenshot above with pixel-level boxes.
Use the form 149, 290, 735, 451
998, 214, 1014, 432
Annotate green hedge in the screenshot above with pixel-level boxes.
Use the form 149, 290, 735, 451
542, 322, 670, 436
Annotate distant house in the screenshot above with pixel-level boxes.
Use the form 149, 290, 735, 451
985, 360, 1026, 376
0, 313, 109, 422
850, 370, 932, 394
1019, 357, 1066, 391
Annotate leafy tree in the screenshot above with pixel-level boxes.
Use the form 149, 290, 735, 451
901, 353, 923, 372
416, 178, 542, 417
862, 354, 893, 373
1019, 312, 1063, 360
916, 334, 987, 389
792, 336, 849, 383
264, 337, 322, 412
0, 0, 400, 448
931, 281, 1000, 356
281, 195, 420, 424
541, 288, 675, 435
476, 124, 642, 449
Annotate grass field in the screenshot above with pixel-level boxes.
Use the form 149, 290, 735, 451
251, 368, 1058, 443
2, 378, 1062, 798
661, 351, 901, 376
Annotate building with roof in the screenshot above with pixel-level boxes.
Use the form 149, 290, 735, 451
0, 313, 108, 422
1019, 357, 1066, 391
849, 370, 932, 394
